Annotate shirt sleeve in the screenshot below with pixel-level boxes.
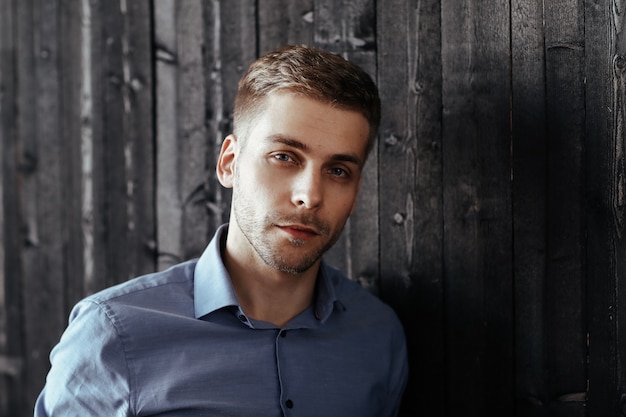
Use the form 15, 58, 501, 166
385, 319, 409, 417
34, 300, 132, 417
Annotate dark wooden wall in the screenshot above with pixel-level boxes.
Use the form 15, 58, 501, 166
0, 0, 623, 416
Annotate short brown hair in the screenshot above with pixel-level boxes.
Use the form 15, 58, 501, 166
233, 45, 380, 157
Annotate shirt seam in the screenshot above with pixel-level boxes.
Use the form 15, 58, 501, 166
90, 271, 193, 305
85, 299, 136, 416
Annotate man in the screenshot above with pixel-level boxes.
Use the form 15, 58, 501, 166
35, 45, 408, 417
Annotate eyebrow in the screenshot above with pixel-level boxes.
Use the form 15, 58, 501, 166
268, 134, 364, 167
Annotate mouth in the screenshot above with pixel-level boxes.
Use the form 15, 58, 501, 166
276, 224, 320, 240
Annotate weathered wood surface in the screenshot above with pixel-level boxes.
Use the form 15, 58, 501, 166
378, 0, 445, 414
102, 0, 156, 285
0, 0, 19, 415
585, 1, 619, 415
0, 1, 623, 416
511, 0, 550, 415
544, 1, 587, 416
441, 0, 514, 414
19, 1, 67, 413
258, 0, 314, 54
155, 0, 210, 271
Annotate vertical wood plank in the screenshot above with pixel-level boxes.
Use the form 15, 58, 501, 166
101, 0, 155, 284
58, 0, 89, 315
0, 0, 7, 406
75, 0, 108, 300
177, 0, 211, 261
586, 0, 625, 414
154, 0, 183, 270
101, 0, 128, 284
313, 0, 379, 289
203, 0, 228, 232
219, 0, 257, 136
315, 0, 376, 53
543, 0, 587, 415
510, 0, 549, 415
441, 0, 514, 414
125, 0, 155, 279
156, 0, 213, 271
378, 0, 444, 415
257, 0, 314, 54
76, 0, 95, 298
202, 0, 257, 233
0, 0, 23, 413
20, 0, 68, 411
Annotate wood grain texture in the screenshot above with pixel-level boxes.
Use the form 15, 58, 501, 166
0, 0, 7, 407
202, 0, 229, 233
441, 0, 514, 414
378, 0, 444, 414
78, 0, 108, 300
543, 1, 587, 415
155, 0, 213, 271
155, 0, 183, 270
511, 0, 549, 415
0, 1, 21, 414
585, 0, 620, 414
201, 0, 257, 235
257, 0, 314, 54
20, 0, 67, 411
101, 0, 155, 284
177, 1, 211, 262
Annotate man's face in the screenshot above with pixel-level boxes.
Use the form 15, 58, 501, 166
219, 92, 370, 274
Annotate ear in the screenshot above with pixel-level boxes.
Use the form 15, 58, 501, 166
216, 134, 238, 188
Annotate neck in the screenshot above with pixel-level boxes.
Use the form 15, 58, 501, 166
222, 229, 320, 328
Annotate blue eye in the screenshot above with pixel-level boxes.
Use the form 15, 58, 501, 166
274, 153, 293, 162
330, 167, 347, 177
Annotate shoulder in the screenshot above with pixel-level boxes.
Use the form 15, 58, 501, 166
323, 265, 409, 389
87, 259, 197, 304
326, 265, 392, 312
73, 259, 199, 324
325, 264, 405, 335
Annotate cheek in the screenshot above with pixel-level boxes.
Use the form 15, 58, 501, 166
331, 188, 360, 217
236, 164, 285, 202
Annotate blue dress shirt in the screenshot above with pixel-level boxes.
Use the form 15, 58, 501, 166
34, 225, 408, 416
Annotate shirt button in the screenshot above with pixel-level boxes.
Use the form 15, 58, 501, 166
285, 399, 294, 409
238, 314, 247, 322
280, 330, 287, 338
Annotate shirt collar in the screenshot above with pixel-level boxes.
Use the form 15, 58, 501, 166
194, 224, 239, 319
314, 261, 338, 323
193, 224, 339, 323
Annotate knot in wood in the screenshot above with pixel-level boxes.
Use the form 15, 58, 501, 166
614, 54, 626, 72
301, 11, 314, 23
385, 134, 399, 147
130, 78, 144, 92
412, 81, 424, 94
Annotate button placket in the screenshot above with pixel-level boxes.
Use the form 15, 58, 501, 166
276, 329, 294, 414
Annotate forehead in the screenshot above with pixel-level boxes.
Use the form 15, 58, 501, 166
246, 92, 370, 161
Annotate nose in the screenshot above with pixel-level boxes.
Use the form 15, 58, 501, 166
291, 168, 323, 209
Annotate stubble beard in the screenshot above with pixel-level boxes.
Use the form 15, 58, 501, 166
232, 190, 343, 275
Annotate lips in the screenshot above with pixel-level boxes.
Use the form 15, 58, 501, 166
277, 224, 320, 239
